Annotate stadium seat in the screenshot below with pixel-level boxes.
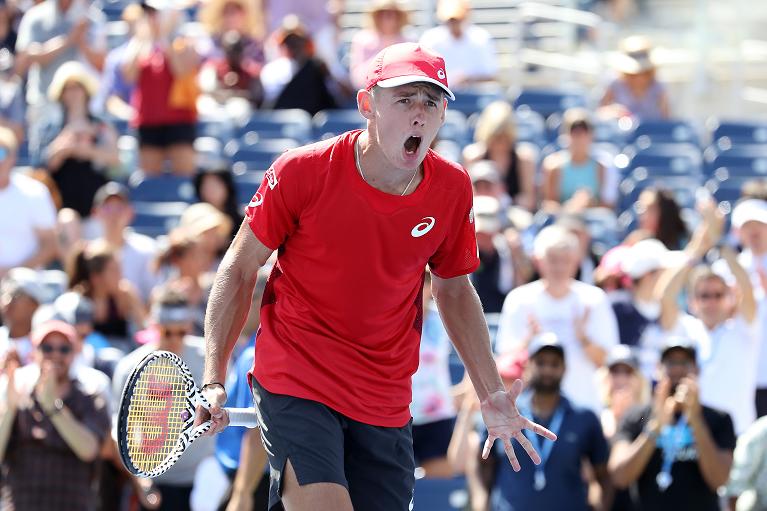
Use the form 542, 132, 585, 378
438, 110, 469, 145
703, 144, 767, 177
448, 353, 465, 386
514, 108, 546, 146
627, 119, 700, 147
618, 175, 701, 213
449, 87, 504, 117
128, 173, 196, 203
432, 139, 462, 163
224, 138, 299, 170
709, 119, 767, 145
708, 179, 746, 208
130, 201, 188, 237
197, 118, 235, 142
313, 109, 366, 140
234, 171, 266, 205
615, 143, 703, 178
234, 109, 313, 143
581, 208, 621, 254
413, 476, 469, 510
513, 88, 587, 119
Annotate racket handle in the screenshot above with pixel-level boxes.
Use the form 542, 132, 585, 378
225, 407, 258, 428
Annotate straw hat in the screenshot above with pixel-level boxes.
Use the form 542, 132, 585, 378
369, 0, 408, 16
437, 0, 469, 22
198, 0, 265, 39
610, 35, 656, 75
178, 202, 232, 239
47, 61, 99, 102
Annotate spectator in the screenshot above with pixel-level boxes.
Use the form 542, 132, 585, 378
496, 225, 619, 411
598, 345, 649, 440
728, 199, 767, 419
470, 195, 531, 313
419, 0, 497, 87
635, 188, 687, 250
482, 335, 613, 511
193, 166, 243, 242
463, 101, 536, 211
543, 108, 611, 211
608, 337, 735, 511
34, 61, 119, 219
349, 0, 410, 89
260, 15, 338, 115
0, 49, 25, 143
93, 3, 142, 120
15, 0, 106, 124
0, 268, 45, 364
0, 0, 16, 53
601, 35, 670, 121
409, 270, 457, 477
469, 159, 505, 199
615, 238, 706, 379
0, 319, 111, 510
725, 416, 767, 511
198, 29, 263, 108
555, 214, 600, 285
0, 127, 58, 278
122, 0, 200, 176
153, 230, 212, 336
111, 286, 215, 511
66, 240, 145, 342
198, 0, 265, 63
91, 182, 159, 304
657, 203, 759, 435
177, 201, 233, 265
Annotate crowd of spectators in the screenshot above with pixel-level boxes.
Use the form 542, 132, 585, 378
0, 0, 766, 510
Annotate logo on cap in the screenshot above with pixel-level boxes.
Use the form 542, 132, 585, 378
437, 69, 446, 80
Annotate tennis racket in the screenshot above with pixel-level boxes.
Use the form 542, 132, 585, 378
117, 350, 258, 477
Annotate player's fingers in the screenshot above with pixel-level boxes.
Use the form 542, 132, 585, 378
481, 436, 495, 460
509, 379, 523, 400
514, 432, 540, 465
503, 436, 521, 472
527, 419, 557, 441
193, 404, 211, 428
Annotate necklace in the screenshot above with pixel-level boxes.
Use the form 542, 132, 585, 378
355, 138, 419, 196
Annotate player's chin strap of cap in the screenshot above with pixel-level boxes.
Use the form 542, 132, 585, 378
151, 304, 194, 325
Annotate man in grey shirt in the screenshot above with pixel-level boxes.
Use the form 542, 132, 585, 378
111, 287, 214, 511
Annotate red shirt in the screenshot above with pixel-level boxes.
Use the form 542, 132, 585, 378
132, 47, 197, 127
246, 130, 479, 427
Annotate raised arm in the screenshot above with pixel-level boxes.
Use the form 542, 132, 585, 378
720, 246, 757, 323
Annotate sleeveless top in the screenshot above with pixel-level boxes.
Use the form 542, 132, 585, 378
609, 78, 666, 121
485, 147, 520, 198
92, 296, 129, 339
559, 157, 599, 202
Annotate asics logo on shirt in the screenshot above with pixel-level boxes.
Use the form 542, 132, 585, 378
411, 217, 436, 238
249, 193, 264, 208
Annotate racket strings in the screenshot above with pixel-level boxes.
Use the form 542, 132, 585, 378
125, 358, 188, 472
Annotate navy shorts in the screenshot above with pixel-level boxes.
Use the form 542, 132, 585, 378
138, 122, 196, 148
251, 379, 415, 511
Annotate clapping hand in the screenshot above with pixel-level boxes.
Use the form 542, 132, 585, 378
480, 379, 557, 471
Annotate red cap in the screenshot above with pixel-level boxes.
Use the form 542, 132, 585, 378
365, 42, 455, 100
31, 320, 78, 347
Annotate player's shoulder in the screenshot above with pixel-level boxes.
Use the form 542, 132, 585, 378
270, 132, 351, 180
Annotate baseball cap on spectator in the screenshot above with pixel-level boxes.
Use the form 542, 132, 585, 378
93, 181, 130, 208
660, 336, 697, 362
594, 244, 629, 284
731, 199, 767, 229
468, 160, 501, 185
31, 320, 78, 347
365, 42, 455, 101
473, 196, 501, 233
179, 202, 233, 239
1, 268, 46, 304
54, 292, 95, 325
528, 332, 564, 360
621, 238, 687, 279
606, 344, 639, 371
437, 0, 469, 22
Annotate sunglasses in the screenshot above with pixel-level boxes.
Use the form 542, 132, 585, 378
39, 343, 73, 355
162, 328, 188, 339
695, 291, 725, 301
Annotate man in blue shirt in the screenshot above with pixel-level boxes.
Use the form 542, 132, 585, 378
483, 334, 613, 511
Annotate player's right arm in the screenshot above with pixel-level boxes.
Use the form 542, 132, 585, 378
199, 222, 272, 433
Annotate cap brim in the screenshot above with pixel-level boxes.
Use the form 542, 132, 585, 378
376, 75, 456, 101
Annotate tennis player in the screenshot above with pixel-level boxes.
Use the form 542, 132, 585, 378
196, 42, 556, 510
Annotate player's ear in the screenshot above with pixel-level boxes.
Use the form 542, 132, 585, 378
357, 89, 375, 120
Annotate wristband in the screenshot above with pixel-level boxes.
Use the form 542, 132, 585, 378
202, 382, 226, 393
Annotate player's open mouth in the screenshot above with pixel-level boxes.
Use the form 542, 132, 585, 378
404, 136, 422, 155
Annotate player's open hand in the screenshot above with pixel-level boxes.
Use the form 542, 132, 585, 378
195, 384, 229, 435
480, 379, 557, 472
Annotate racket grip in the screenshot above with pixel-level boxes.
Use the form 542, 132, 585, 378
225, 407, 258, 428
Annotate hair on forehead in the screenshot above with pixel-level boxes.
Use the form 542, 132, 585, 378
533, 225, 579, 259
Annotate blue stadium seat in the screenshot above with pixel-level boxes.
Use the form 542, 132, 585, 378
616, 144, 703, 178
438, 110, 469, 145
235, 109, 312, 143
618, 175, 701, 213
703, 144, 767, 177
413, 477, 468, 510
313, 109, 366, 140
513, 88, 587, 119
129, 173, 196, 203
197, 118, 235, 142
224, 138, 299, 170
234, 171, 266, 205
130, 201, 187, 237
582, 208, 621, 253
448, 353, 465, 386
627, 120, 699, 147
708, 179, 746, 208
450, 88, 504, 117
514, 108, 546, 146
710, 120, 767, 145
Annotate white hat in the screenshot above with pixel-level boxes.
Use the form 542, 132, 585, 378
473, 196, 501, 233
621, 238, 688, 279
732, 199, 767, 229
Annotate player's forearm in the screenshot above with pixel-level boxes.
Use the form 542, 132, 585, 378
432, 276, 503, 401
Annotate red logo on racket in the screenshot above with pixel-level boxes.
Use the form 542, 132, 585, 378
141, 376, 174, 455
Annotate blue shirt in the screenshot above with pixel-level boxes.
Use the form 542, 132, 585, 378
490, 395, 609, 511
215, 340, 256, 476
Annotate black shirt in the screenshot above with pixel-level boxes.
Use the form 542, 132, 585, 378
614, 404, 736, 511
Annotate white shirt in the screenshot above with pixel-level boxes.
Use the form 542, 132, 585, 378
496, 279, 619, 411
697, 314, 759, 435
419, 24, 498, 84
0, 326, 33, 364
638, 311, 708, 381
120, 231, 159, 303
410, 305, 455, 425
0, 172, 56, 268
733, 250, 767, 388
260, 57, 298, 104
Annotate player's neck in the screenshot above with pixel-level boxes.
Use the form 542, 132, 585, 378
357, 131, 423, 196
